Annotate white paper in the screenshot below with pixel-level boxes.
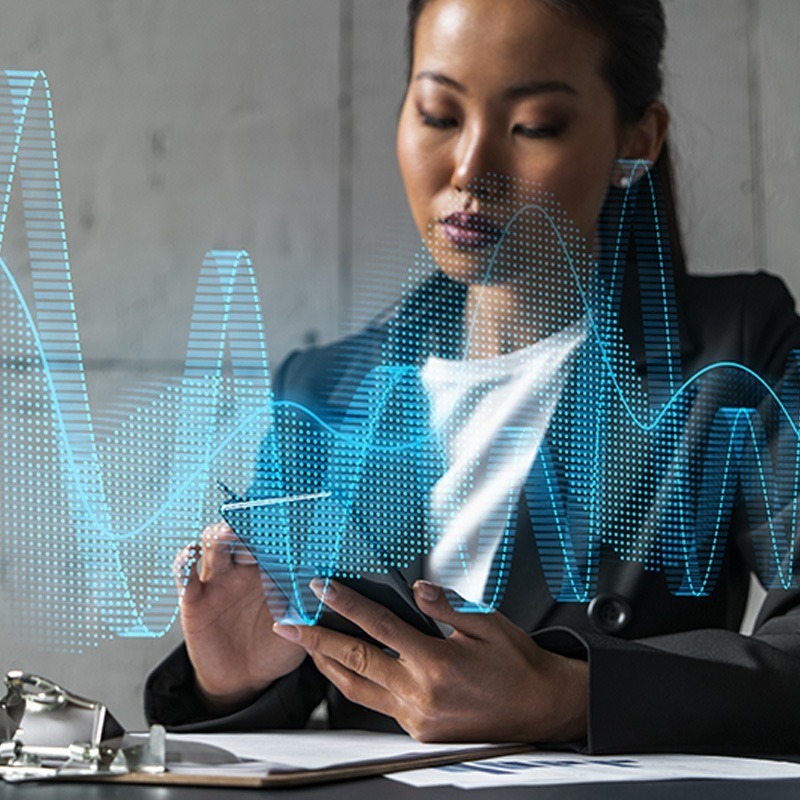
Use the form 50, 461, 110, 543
166, 761, 279, 778
164, 730, 500, 773
388, 752, 800, 789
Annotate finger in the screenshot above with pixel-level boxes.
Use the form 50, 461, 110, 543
259, 573, 292, 621
206, 522, 258, 566
412, 580, 501, 640
229, 539, 258, 566
307, 578, 433, 658
173, 543, 201, 600
272, 620, 401, 692
199, 522, 238, 581
310, 651, 398, 719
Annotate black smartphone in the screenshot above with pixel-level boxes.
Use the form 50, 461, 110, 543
319, 569, 446, 643
217, 485, 445, 644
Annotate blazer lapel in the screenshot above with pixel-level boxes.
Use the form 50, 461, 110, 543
496, 491, 559, 633
494, 266, 698, 631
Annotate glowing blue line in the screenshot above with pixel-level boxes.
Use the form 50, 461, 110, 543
3, 69, 800, 631
221, 491, 332, 512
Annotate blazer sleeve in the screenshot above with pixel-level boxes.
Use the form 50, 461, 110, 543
144, 644, 327, 731
540, 273, 800, 755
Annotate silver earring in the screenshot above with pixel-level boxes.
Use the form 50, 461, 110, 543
618, 175, 630, 189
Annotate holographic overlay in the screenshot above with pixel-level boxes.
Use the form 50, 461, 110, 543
216, 165, 800, 620
0, 71, 270, 649
1, 69, 799, 648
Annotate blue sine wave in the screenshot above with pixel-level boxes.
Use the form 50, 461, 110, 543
1, 70, 799, 650
0, 70, 276, 648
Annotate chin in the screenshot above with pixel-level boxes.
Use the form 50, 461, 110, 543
425, 233, 508, 286
428, 241, 538, 291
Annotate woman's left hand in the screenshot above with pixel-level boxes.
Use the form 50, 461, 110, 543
272, 578, 588, 743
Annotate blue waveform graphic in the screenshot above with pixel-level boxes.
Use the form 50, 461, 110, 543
0, 70, 273, 648
1, 70, 799, 649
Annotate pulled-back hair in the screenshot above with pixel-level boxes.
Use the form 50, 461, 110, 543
405, 0, 686, 273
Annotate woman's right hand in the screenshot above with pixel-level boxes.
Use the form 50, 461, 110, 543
175, 522, 307, 713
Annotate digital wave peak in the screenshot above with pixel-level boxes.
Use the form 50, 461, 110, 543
1, 71, 798, 649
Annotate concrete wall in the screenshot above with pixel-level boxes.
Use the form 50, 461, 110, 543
0, 1, 797, 729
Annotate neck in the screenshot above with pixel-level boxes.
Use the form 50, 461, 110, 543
463, 279, 582, 359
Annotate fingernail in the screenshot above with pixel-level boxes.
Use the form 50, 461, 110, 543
310, 578, 334, 600
414, 580, 440, 602
273, 622, 300, 641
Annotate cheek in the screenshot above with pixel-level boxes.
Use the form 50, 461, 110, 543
397, 120, 449, 233
534, 159, 612, 239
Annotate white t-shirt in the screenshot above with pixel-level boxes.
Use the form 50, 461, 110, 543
421, 321, 586, 605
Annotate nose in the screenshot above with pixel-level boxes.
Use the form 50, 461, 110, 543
452, 122, 508, 201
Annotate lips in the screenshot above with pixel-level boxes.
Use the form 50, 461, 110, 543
438, 212, 504, 249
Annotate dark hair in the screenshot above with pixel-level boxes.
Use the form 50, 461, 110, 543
405, 0, 687, 274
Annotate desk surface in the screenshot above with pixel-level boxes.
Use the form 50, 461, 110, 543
2, 775, 800, 799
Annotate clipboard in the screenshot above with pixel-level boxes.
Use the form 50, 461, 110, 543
1, 671, 535, 788
70, 741, 536, 788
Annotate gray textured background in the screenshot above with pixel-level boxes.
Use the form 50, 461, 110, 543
0, 0, 798, 729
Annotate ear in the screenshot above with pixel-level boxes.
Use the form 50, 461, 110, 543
611, 102, 669, 188
620, 101, 670, 164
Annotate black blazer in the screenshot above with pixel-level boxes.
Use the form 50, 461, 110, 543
146, 268, 800, 754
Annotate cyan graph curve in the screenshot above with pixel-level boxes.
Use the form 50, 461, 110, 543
1, 69, 800, 649
0, 70, 273, 646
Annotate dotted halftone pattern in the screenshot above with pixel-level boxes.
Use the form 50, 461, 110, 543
1, 70, 799, 645
0, 71, 269, 649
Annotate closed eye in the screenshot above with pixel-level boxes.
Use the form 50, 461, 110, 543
421, 113, 458, 130
513, 124, 561, 139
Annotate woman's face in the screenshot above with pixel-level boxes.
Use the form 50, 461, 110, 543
397, 0, 639, 284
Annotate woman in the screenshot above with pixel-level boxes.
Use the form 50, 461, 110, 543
147, 0, 800, 752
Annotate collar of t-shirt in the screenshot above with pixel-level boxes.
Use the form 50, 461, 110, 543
420, 319, 587, 605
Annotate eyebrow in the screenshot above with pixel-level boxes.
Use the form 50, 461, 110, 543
414, 71, 579, 99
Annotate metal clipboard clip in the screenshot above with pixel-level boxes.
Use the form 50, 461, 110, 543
0, 670, 165, 783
